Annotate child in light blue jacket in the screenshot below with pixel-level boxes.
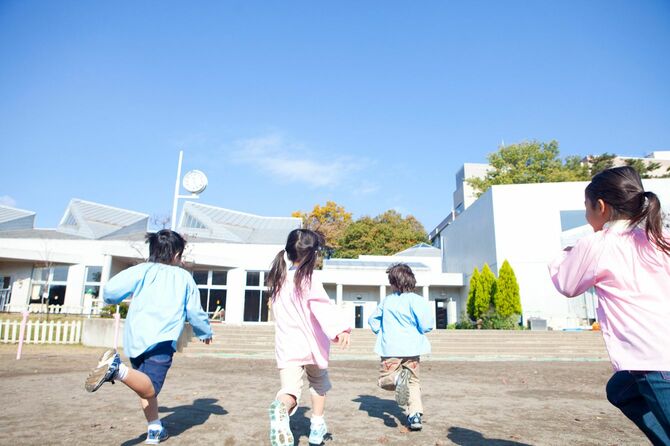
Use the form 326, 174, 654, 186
368, 263, 433, 431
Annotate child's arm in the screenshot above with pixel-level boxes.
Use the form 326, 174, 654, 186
102, 265, 141, 304
367, 304, 383, 334
184, 279, 213, 341
307, 280, 352, 341
548, 235, 601, 297
412, 295, 434, 334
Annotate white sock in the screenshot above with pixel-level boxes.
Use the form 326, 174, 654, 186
116, 363, 129, 381
148, 419, 162, 431
311, 415, 325, 426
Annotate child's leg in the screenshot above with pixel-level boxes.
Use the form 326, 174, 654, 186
305, 365, 332, 444
270, 366, 304, 446
607, 371, 670, 445
631, 371, 670, 440
404, 358, 423, 415
377, 357, 402, 391
305, 365, 332, 416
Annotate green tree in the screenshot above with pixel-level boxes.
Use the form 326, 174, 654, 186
334, 210, 428, 258
292, 201, 352, 251
624, 158, 667, 179
493, 260, 522, 317
466, 267, 481, 320
584, 153, 616, 177
467, 140, 589, 196
477, 263, 496, 319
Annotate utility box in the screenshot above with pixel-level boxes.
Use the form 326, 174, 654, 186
527, 317, 548, 331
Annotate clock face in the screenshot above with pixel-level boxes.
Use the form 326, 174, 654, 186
182, 170, 208, 193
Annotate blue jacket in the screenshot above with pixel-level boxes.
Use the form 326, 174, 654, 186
368, 292, 433, 357
104, 262, 212, 359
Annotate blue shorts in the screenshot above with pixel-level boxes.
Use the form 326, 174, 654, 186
130, 342, 174, 396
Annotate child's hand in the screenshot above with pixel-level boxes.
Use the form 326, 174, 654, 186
335, 332, 350, 349
201, 337, 212, 345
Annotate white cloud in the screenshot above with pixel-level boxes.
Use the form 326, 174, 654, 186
230, 134, 370, 189
0, 195, 17, 207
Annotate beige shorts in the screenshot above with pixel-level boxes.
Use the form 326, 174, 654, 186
277, 365, 332, 414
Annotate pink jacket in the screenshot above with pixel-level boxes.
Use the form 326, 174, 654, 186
549, 220, 670, 371
272, 271, 351, 369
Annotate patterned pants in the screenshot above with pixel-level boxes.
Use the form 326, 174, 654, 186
378, 356, 423, 414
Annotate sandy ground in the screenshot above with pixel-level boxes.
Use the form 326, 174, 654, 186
0, 345, 650, 446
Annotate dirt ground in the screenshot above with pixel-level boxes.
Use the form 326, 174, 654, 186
0, 345, 650, 446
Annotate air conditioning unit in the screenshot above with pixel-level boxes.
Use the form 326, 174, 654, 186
527, 317, 548, 331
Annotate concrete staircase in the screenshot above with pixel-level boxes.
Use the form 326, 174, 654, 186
181, 324, 609, 362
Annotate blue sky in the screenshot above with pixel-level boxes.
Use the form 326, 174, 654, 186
1, 1, 669, 231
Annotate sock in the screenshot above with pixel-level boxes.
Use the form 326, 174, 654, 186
116, 363, 129, 381
311, 415, 325, 426
148, 419, 162, 431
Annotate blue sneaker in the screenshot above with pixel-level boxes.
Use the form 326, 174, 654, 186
145, 426, 169, 444
408, 413, 422, 431
308, 421, 328, 445
395, 368, 410, 406
85, 348, 120, 392
269, 400, 293, 446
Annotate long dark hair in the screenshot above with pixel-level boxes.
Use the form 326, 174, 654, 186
585, 166, 670, 255
146, 229, 186, 265
267, 229, 324, 298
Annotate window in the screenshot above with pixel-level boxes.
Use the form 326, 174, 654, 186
30, 266, 69, 306
83, 266, 102, 303
243, 270, 269, 322
192, 269, 228, 319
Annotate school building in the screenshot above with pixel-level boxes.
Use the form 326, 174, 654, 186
0, 199, 461, 328
429, 160, 670, 329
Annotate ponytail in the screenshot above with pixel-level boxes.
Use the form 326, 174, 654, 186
586, 167, 670, 255
635, 191, 670, 255
267, 249, 288, 299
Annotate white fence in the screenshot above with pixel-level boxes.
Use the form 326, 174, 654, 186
0, 319, 82, 344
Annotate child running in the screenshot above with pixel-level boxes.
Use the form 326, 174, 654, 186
549, 166, 670, 445
84, 229, 213, 444
267, 228, 351, 446
368, 263, 433, 431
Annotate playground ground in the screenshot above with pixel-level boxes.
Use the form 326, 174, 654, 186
0, 345, 649, 446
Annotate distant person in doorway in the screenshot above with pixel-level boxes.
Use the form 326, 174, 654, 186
266, 229, 351, 446
549, 166, 670, 445
84, 229, 213, 444
368, 263, 434, 431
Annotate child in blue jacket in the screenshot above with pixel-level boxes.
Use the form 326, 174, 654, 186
368, 263, 433, 431
84, 230, 212, 444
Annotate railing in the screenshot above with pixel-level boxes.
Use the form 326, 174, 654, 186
2, 302, 104, 315
1, 319, 82, 344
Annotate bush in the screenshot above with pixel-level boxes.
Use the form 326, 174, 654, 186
480, 311, 523, 330
100, 302, 129, 319
494, 260, 522, 317
454, 312, 476, 329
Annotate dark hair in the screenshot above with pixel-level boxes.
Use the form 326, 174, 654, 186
267, 229, 324, 298
386, 263, 417, 293
585, 166, 670, 255
145, 229, 186, 265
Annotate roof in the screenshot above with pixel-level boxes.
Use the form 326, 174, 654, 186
0, 205, 36, 231
178, 202, 301, 244
394, 243, 441, 257
323, 259, 430, 271
57, 199, 149, 239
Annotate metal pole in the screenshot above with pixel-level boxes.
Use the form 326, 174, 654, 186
171, 150, 184, 230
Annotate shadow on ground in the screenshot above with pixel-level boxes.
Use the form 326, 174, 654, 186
447, 426, 533, 446
352, 394, 405, 428
120, 398, 227, 445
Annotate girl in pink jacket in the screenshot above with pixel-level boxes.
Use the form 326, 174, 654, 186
266, 229, 351, 446
549, 166, 670, 445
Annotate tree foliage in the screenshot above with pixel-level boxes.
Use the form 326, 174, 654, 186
467, 140, 589, 196
493, 260, 522, 317
466, 267, 480, 320
292, 201, 352, 251
334, 210, 428, 258
477, 263, 496, 319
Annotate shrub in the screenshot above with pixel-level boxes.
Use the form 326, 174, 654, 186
466, 268, 481, 320
480, 311, 522, 330
455, 312, 475, 329
493, 260, 522, 317
476, 264, 496, 319
100, 302, 129, 319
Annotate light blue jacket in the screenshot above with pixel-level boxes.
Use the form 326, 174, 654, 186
104, 262, 212, 359
368, 292, 433, 357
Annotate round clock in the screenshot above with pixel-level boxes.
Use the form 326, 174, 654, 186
182, 170, 208, 194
